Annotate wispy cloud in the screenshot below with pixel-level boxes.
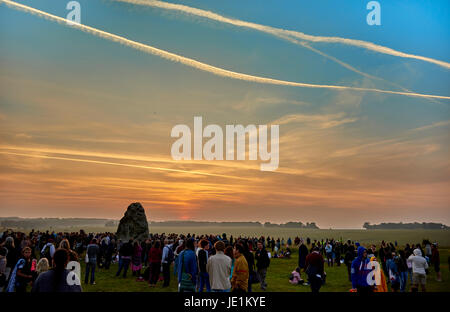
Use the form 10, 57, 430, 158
2, 0, 449, 100
272, 112, 358, 128
407, 120, 450, 133
15, 133, 32, 139
116, 0, 450, 70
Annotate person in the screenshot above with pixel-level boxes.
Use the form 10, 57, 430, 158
6, 246, 34, 292
408, 248, 428, 292
431, 243, 441, 282
289, 267, 304, 285
305, 246, 324, 293
298, 240, 309, 281
325, 242, 333, 267
173, 239, 184, 274
104, 238, 115, 270
161, 239, 174, 287
351, 246, 372, 293
369, 256, 387, 292
241, 241, 255, 292
335, 242, 342, 266
85, 238, 99, 285
405, 245, 414, 283
231, 244, 248, 293
176, 238, 198, 292
424, 240, 432, 261
116, 239, 133, 278
255, 241, 270, 291
41, 238, 55, 264
397, 250, 408, 292
0, 247, 7, 292
207, 241, 231, 292
197, 239, 210, 292
386, 252, 400, 292
4, 236, 17, 282
131, 241, 143, 278
224, 246, 234, 280
36, 258, 50, 277
344, 245, 355, 282
148, 240, 162, 286
32, 249, 82, 292
284, 246, 291, 258
59, 239, 78, 262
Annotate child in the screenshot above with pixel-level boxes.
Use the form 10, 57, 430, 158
289, 267, 304, 285
35, 258, 49, 277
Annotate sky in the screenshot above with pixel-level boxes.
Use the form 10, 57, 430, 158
0, 0, 449, 228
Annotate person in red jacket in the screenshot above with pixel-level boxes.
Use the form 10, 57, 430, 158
431, 244, 441, 282
148, 240, 162, 286
305, 247, 325, 293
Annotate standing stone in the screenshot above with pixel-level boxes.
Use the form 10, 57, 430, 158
116, 202, 149, 241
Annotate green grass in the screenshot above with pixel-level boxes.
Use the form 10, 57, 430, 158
80, 247, 450, 292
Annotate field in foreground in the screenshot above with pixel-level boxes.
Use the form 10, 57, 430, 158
80, 247, 450, 292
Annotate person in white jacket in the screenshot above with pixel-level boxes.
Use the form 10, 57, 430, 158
407, 248, 428, 292
207, 241, 231, 292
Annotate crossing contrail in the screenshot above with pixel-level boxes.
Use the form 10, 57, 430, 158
2, 0, 449, 100
116, 0, 450, 70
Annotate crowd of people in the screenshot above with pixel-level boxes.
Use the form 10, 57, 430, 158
0, 229, 444, 293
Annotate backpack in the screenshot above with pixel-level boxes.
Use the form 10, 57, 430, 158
42, 244, 52, 261
165, 245, 175, 264
179, 251, 195, 292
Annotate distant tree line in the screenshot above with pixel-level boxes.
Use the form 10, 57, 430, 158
0, 217, 113, 229
0, 218, 320, 229
363, 222, 449, 230
263, 221, 319, 229
150, 221, 319, 229
149, 221, 263, 227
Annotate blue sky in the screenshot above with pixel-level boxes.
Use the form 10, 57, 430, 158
0, 0, 449, 228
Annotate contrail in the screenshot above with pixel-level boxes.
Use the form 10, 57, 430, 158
2, 0, 449, 100
0, 150, 245, 179
116, 0, 450, 70
116, 0, 444, 103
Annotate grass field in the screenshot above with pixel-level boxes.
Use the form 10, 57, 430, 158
79, 247, 450, 292
10, 227, 450, 247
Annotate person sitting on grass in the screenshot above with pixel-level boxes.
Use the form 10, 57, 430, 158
289, 267, 305, 285
284, 246, 291, 258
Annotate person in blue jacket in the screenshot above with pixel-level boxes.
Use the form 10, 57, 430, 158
176, 238, 198, 292
351, 246, 373, 293
386, 252, 400, 292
